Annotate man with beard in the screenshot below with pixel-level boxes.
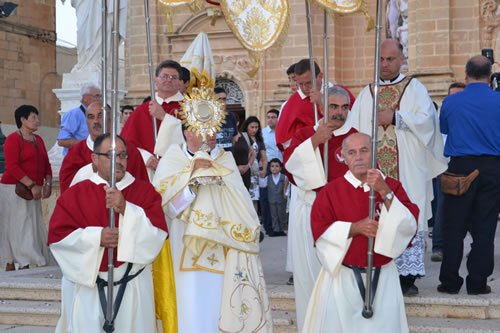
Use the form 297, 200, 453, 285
59, 102, 148, 193
283, 86, 357, 331
49, 134, 168, 333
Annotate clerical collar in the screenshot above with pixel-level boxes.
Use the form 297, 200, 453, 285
380, 73, 405, 85
344, 170, 386, 192
155, 91, 184, 105
86, 135, 94, 151
182, 143, 222, 160
90, 171, 135, 191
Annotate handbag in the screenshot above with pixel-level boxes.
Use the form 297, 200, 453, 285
440, 169, 479, 196
14, 132, 39, 200
15, 182, 33, 200
242, 132, 260, 177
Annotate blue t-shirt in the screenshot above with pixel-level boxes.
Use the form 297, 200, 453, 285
440, 82, 500, 157
216, 112, 238, 152
57, 105, 89, 156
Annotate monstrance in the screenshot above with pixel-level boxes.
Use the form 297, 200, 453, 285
179, 86, 227, 151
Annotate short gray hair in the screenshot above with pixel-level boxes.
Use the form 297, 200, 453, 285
322, 86, 350, 106
341, 132, 372, 155
80, 84, 101, 102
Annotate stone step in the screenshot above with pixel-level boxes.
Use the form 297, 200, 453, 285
0, 325, 55, 332
408, 317, 500, 333
0, 300, 60, 327
0, 267, 61, 302
272, 310, 297, 333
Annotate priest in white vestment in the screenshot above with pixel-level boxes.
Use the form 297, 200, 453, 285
48, 134, 168, 333
303, 133, 419, 333
349, 39, 447, 295
152, 129, 273, 333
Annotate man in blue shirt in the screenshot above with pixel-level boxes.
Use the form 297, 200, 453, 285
438, 55, 500, 295
57, 84, 102, 156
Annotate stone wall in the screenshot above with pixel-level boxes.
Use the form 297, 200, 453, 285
0, 0, 60, 129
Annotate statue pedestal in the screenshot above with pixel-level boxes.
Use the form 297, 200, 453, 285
50, 71, 127, 181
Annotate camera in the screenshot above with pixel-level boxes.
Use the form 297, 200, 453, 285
481, 48, 500, 91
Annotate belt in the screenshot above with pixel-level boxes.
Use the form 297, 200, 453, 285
343, 263, 381, 309
96, 263, 145, 332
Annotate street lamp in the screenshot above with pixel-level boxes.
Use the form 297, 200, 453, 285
0, 2, 17, 18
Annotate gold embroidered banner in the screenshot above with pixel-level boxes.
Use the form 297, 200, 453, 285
219, 0, 289, 77
312, 0, 362, 13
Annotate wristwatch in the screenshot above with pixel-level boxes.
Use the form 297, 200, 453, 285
28, 182, 36, 190
382, 191, 394, 201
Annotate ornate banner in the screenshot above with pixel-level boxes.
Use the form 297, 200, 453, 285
219, 0, 290, 76
312, 0, 362, 13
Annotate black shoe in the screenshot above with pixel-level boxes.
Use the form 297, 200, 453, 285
268, 232, 278, 237
286, 275, 294, 285
467, 285, 491, 295
403, 285, 419, 297
437, 284, 460, 294
259, 231, 265, 243
276, 231, 287, 237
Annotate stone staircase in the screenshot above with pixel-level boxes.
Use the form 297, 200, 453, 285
2, 267, 500, 332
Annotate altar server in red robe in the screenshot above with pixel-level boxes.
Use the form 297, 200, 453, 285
303, 132, 419, 333
49, 134, 168, 333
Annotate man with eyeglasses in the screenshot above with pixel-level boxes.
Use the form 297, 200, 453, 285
121, 60, 185, 173
57, 84, 102, 156
48, 133, 169, 333
59, 102, 149, 194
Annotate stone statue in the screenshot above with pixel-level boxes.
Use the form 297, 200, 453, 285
70, 0, 128, 73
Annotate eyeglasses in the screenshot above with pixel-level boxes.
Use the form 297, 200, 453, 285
86, 94, 102, 99
158, 74, 179, 81
95, 151, 129, 159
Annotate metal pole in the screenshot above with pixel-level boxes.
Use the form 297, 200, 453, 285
144, 0, 158, 145
363, 0, 383, 319
322, 11, 329, 181
305, 0, 319, 123
104, 0, 120, 330
101, 0, 108, 132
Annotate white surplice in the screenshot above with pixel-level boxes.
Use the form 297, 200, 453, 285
50, 173, 168, 333
303, 173, 417, 333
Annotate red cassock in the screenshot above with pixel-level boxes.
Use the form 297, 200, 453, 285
120, 101, 182, 154
311, 176, 419, 268
48, 179, 168, 272
275, 85, 355, 152
283, 126, 358, 189
59, 140, 149, 194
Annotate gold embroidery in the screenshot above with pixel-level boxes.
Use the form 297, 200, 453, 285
207, 253, 219, 266
190, 209, 258, 244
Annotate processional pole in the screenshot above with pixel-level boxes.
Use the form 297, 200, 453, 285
104, 0, 121, 330
363, 0, 383, 319
143, 0, 159, 147
101, 0, 108, 131
305, 0, 319, 123
322, 11, 329, 180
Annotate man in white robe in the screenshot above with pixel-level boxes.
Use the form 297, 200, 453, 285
349, 39, 447, 295
283, 86, 357, 331
303, 133, 419, 333
48, 134, 168, 333
152, 129, 273, 333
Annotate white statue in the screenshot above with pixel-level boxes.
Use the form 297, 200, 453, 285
69, 0, 128, 73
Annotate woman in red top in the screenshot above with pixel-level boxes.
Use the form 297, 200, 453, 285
0, 105, 53, 271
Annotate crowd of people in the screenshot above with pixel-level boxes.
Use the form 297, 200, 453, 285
0, 39, 499, 333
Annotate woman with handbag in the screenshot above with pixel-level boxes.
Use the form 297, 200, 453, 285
240, 116, 268, 212
0, 105, 53, 271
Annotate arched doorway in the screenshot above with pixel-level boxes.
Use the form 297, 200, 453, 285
215, 78, 246, 126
